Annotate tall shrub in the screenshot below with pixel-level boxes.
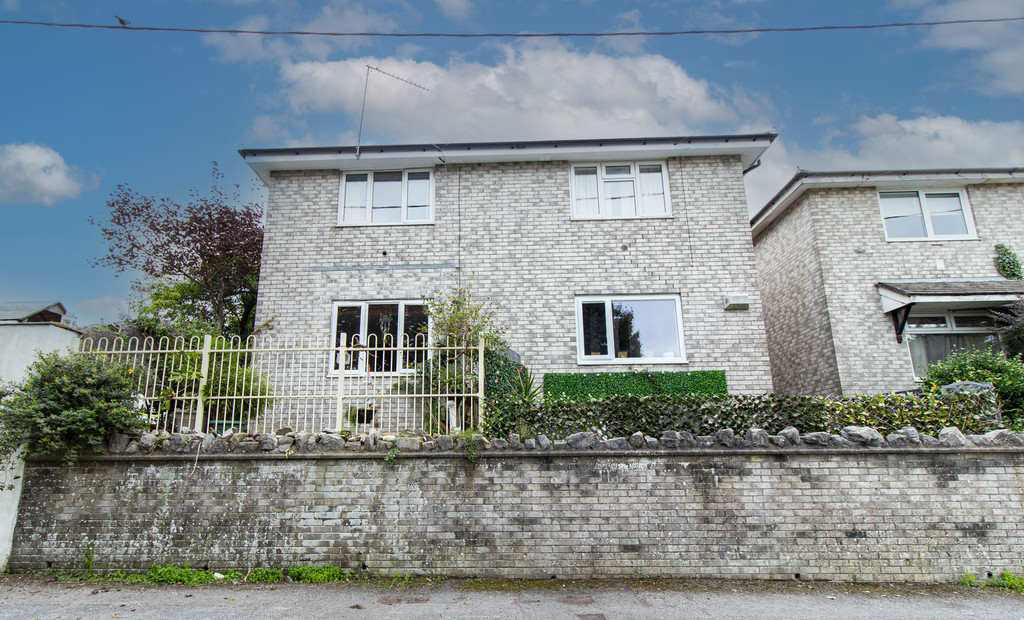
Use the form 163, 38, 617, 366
922, 348, 1024, 425
0, 352, 146, 467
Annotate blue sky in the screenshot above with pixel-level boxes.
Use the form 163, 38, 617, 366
2, 0, 1023, 326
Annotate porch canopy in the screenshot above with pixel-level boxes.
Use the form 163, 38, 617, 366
877, 279, 1024, 343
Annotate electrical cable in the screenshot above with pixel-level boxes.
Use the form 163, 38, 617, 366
1, 16, 1023, 39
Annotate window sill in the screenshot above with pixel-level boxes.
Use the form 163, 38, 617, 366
577, 357, 688, 366
333, 221, 435, 228
571, 214, 674, 222
884, 235, 977, 243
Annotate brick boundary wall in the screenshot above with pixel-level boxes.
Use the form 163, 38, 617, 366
10, 446, 1024, 582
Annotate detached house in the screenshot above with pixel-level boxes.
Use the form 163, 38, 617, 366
752, 168, 1024, 396
241, 135, 775, 400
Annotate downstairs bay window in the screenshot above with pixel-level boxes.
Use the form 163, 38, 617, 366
905, 311, 1001, 378
332, 301, 428, 373
576, 295, 686, 364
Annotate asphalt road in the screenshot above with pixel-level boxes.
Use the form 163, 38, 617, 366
2, 575, 1023, 619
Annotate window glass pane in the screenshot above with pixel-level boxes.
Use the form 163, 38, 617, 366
574, 167, 599, 217
880, 192, 927, 238
611, 299, 681, 359
906, 316, 948, 329
406, 205, 429, 221
952, 314, 996, 329
343, 174, 368, 223
604, 180, 636, 217
605, 164, 632, 176
366, 303, 399, 372
372, 172, 402, 223
638, 165, 666, 215
581, 302, 608, 356
407, 172, 430, 207
335, 306, 362, 370
401, 304, 429, 368
908, 332, 1001, 377
926, 193, 968, 236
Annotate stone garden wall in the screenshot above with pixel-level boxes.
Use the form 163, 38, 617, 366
9, 425, 1024, 582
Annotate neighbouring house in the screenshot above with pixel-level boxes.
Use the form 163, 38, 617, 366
0, 301, 82, 383
241, 135, 776, 400
751, 168, 1024, 396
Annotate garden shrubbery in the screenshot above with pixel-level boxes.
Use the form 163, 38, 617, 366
0, 352, 146, 466
922, 348, 1024, 426
484, 391, 1001, 440
542, 369, 727, 399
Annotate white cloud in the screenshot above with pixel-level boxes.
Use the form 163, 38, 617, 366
71, 296, 129, 327
745, 114, 1024, 214
0, 143, 90, 206
601, 10, 648, 55
908, 0, 1024, 94
275, 42, 748, 143
435, 0, 473, 22
205, 2, 400, 62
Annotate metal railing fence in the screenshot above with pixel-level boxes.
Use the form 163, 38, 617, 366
80, 333, 485, 436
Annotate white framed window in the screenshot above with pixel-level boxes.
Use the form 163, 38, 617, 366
904, 311, 1001, 378
878, 190, 976, 241
338, 170, 433, 225
570, 162, 671, 219
332, 301, 429, 373
575, 295, 686, 364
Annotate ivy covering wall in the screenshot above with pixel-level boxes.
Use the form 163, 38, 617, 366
542, 370, 728, 399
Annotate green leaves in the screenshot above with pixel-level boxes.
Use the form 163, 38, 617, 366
922, 348, 1024, 426
0, 352, 146, 467
543, 370, 728, 399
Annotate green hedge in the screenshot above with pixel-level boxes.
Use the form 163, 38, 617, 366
483, 391, 1001, 440
543, 370, 728, 399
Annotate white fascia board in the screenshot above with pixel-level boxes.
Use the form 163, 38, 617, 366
752, 169, 1024, 239
244, 139, 773, 185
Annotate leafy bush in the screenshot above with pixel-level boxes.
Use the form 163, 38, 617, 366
0, 352, 146, 466
483, 349, 529, 403
155, 348, 273, 433
542, 370, 728, 399
483, 392, 1000, 440
922, 348, 1024, 424
288, 565, 350, 583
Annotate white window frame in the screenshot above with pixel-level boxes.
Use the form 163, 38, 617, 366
337, 169, 434, 226
575, 294, 687, 365
877, 189, 977, 242
904, 310, 1000, 379
569, 161, 672, 220
330, 300, 429, 375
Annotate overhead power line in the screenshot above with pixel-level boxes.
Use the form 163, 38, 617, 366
1, 15, 1023, 39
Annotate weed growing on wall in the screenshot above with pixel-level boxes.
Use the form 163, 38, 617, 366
0, 352, 146, 477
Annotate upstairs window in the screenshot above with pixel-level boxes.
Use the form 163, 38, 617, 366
878, 190, 975, 241
339, 170, 432, 225
576, 295, 686, 363
571, 162, 670, 219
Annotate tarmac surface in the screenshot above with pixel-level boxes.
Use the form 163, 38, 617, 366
2, 575, 1024, 619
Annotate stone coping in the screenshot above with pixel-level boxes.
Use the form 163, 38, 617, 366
29, 425, 1024, 463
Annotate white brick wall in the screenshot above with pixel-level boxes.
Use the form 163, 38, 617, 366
256, 156, 773, 393
754, 181, 1024, 395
